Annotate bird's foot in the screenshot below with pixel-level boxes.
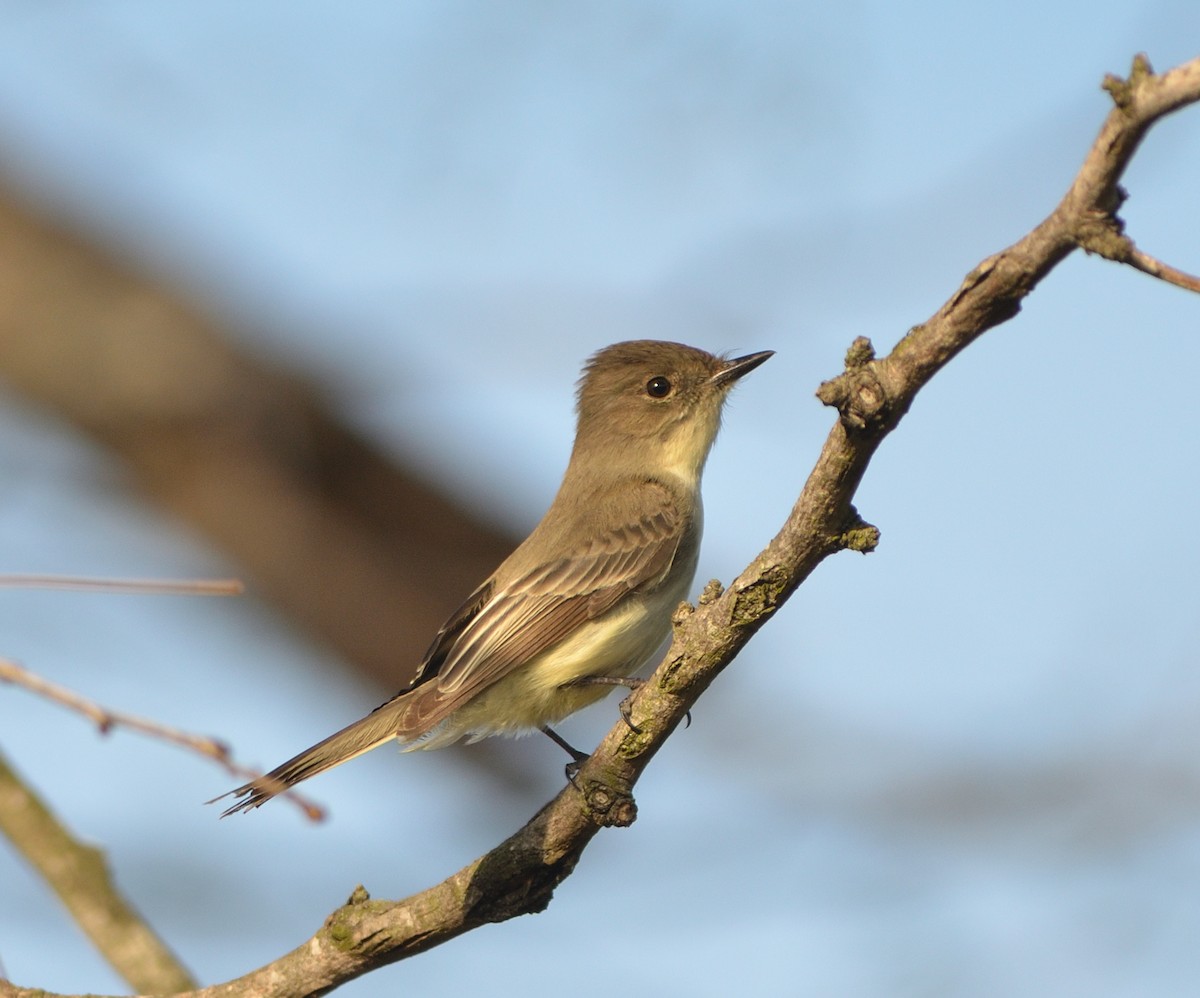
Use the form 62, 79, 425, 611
560, 675, 646, 733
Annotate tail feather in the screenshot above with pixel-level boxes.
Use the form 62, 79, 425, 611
213, 706, 405, 816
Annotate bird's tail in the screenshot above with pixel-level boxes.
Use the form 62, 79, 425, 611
212, 706, 405, 816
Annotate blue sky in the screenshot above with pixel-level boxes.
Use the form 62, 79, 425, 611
0, 4, 1198, 995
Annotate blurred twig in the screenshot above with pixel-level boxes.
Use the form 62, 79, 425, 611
0, 575, 244, 596
0, 658, 325, 821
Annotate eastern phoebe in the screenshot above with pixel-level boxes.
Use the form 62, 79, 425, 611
216, 340, 771, 815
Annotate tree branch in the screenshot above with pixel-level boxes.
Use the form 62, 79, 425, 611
3, 51, 1197, 998
0, 749, 197, 994
1121, 245, 1200, 292
0, 181, 515, 698
0, 575, 243, 596
0, 659, 325, 821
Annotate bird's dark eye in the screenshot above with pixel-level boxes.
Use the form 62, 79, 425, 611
645, 376, 672, 398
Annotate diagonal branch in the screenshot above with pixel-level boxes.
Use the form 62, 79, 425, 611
0, 749, 198, 994
1075, 230, 1200, 293
1121, 246, 1200, 293
0, 659, 324, 821
2, 51, 1197, 998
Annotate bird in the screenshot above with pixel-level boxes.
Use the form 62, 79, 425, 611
214, 340, 772, 815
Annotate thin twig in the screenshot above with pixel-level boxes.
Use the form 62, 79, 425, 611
0, 658, 324, 821
1126, 246, 1200, 292
0, 575, 244, 596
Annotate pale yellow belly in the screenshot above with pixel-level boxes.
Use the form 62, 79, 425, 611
411, 575, 690, 749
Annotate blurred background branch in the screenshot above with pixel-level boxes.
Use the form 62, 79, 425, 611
0, 748, 196, 994
0, 183, 514, 703
0, 658, 324, 821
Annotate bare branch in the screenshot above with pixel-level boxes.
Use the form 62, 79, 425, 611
1123, 247, 1200, 292
1065, 54, 1200, 288
1072, 222, 1200, 293
0, 749, 197, 993
0, 659, 325, 821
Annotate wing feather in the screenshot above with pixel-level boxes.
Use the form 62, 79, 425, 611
366, 481, 687, 742
427, 492, 682, 705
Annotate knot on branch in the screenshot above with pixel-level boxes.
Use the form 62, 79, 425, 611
838, 506, 880, 554
1074, 208, 1133, 262
670, 580, 723, 635
731, 564, 789, 627
699, 578, 725, 605
1103, 53, 1154, 110
815, 337, 891, 431
580, 778, 637, 828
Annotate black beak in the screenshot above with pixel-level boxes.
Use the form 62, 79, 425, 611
709, 350, 774, 388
